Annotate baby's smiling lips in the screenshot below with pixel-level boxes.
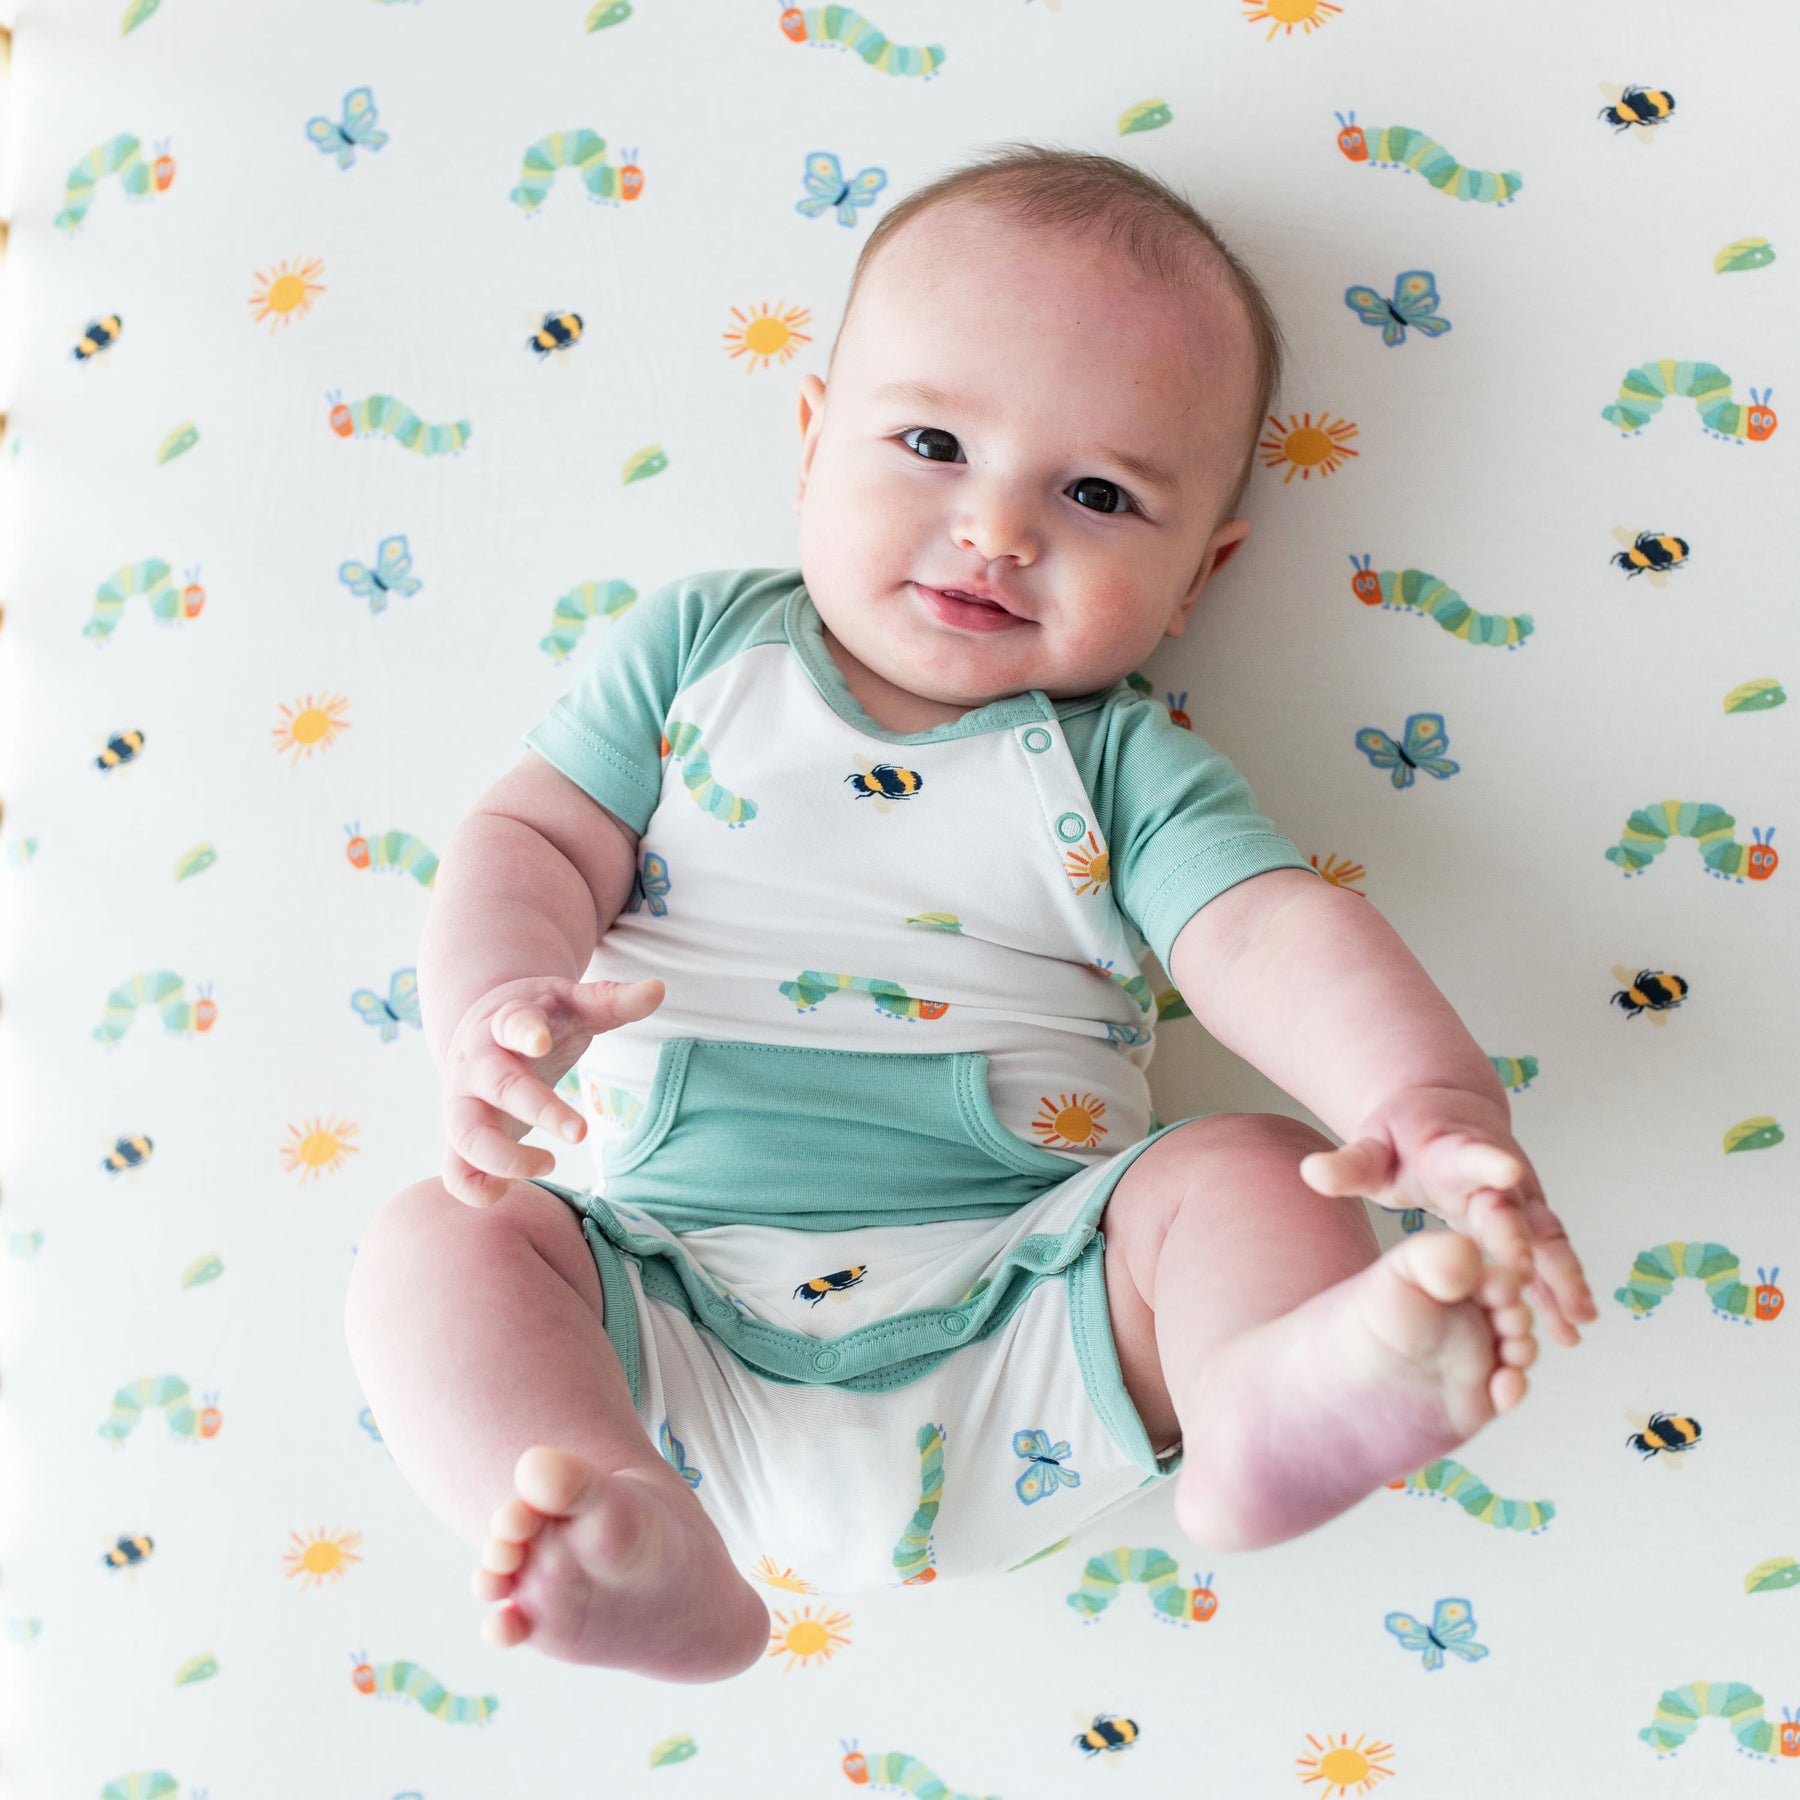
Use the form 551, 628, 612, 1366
914, 581, 1032, 632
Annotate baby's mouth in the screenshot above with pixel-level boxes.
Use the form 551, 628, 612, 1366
913, 583, 1031, 632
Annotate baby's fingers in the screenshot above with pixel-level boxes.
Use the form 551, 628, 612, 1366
492, 1005, 552, 1058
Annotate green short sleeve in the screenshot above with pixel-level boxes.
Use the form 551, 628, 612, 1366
1063, 690, 1317, 970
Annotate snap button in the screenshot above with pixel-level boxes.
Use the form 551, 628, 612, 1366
1022, 726, 1052, 754
940, 1312, 968, 1336
1055, 812, 1086, 842
1038, 1240, 1061, 1265
811, 1346, 841, 1372
705, 1293, 730, 1315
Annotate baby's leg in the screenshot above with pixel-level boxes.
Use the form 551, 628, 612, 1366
344, 1176, 769, 1682
1100, 1113, 1537, 1553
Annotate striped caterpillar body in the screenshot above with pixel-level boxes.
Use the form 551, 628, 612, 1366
1614, 1243, 1785, 1323
100, 1777, 179, 1800
891, 1421, 946, 1584
539, 578, 638, 661
1348, 555, 1533, 648
54, 132, 175, 232
662, 720, 758, 824
1605, 802, 1777, 881
344, 822, 440, 887
1387, 1457, 1554, 1531
326, 391, 471, 457
1602, 362, 1776, 442
350, 1653, 499, 1724
509, 130, 644, 213
84, 560, 205, 644
1333, 112, 1522, 205
840, 1740, 999, 1798
1639, 1682, 1800, 1760
93, 972, 217, 1046
97, 1374, 221, 1445
1065, 1545, 1217, 1625
778, 6, 946, 77
780, 970, 948, 1020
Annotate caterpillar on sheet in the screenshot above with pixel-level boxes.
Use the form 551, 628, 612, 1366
839, 1740, 999, 1798
662, 720, 757, 825
83, 560, 205, 644
778, 6, 946, 78
1604, 802, 1777, 881
891, 1420, 947, 1585
327, 391, 472, 457
1638, 1682, 1800, 1760
1065, 1546, 1218, 1625
100, 1777, 178, 1800
350, 1652, 498, 1724
1333, 111, 1522, 205
1348, 555, 1533, 648
344, 822, 440, 887
780, 970, 948, 1020
1613, 1243, 1785, 1323
1385, 1457, 1554, 1531
92, 972, 217, 1046
508, 131, 643, 212
54, 133, 176, 232
539, 577, 637, 661
1601, 363, 1777, 442
97, 1374, 221, 1445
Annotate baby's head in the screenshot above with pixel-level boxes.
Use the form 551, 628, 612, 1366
793, 143, 1285, 713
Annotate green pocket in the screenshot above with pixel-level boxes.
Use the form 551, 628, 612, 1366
601, 1038, 1082, 1232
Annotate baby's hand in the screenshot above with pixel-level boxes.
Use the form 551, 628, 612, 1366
439, 975, 664, 1207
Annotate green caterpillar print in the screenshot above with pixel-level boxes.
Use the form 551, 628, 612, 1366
1614, 1243, 1785, 1324
778, 6, 946, 77
891, 1421, 947, 1585
1065, 1546, 1218, 1626
594, 1086, 644, 1129
508, 131, 643, 213
1348, 555, 1533, 649
1601, 362, 1777, 442
82, 559, 205, 644
326, 391, 471, 457
1386, 1457, 1554, 1531
100, 1776, 179, 1800
54, 133, 175, 232
1491, 1054, 1539, 1092
344, 821, 439, 886
781, 970, 948, 1021
1638, 1681, 1800, 1761
1334, 111, 1521, 204
1091, 957, 1155, 1014
350, 1652, 498, 1723
93, 972, 216, 1046
539, 578, 638, 661
662, 720, 757, 825
840, 1741, 998, 1798
1604, 802, 1777, 881
97, 1375, 221, 1445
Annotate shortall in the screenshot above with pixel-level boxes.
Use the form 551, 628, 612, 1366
521, 566, 1315, 1594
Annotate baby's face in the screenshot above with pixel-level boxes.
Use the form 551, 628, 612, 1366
794, 203, 1258, 716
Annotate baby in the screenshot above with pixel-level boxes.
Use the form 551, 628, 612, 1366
345, 145, 1598, 1685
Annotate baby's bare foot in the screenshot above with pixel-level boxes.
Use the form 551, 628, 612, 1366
1172, 1232, 1536, 1553
470, 1446, 770, 1683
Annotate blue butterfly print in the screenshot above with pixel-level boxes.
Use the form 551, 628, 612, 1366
1354, 712, 1460, 789
1384, 1596, 1489, 1671
1344, 270, 1452, 348
305, 87, 390, 172
1012, 1428, 1081, 1504
795, 151, 887, 228
625, 851, 671, 916
350, 967, 422, 1043
337, 535, 421, 615
659, 1418, 701, 1490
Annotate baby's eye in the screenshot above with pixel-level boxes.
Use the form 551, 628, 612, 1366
897, 428, 1139, 516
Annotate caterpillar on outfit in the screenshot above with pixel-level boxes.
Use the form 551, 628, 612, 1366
1601, 362, 1777, 442
539, 578, 637, 661
344, 821, 440, 887
508, 130, 643, 212
54, 132, 176, 232
92, 972, 217, 1046
662, 720, 757, 825
1614, 1244, 1785, 1323
890, 1421, 947, 1584
781, 969, 948, 1020
1333, 111, 1522, 204
1604, 802, 1777, 881
1638, 1681, 1800, 1760
1348, 555, 1533, 648
97, 1374, 221, 1445
1065, 1546, 1218, 1625
327, 391, 472, 457
349, 1653, 498, 1723
1386, 1456, 1553, 1531
777, 6, 946, 77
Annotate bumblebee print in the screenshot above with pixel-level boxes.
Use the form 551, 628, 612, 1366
1073, 1714, 1141, 1760
527, 310, 584, 360
794, 1266, 866, 1305
1627, 1409, 1702, 1460
846, 761, 923, 810
102, 1532, 154, 1571
95, 728, 145, 774
1611, 966, 1689, 1021
1610, 528, 1689, 583
102, 1133, 154, 1176
73, 314, 123, 362
1598, 83, 1676, 138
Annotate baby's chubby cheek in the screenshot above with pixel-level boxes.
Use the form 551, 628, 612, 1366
1053, 576, 1157, 682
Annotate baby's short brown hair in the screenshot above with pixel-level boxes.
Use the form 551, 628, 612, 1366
828, 141, 1287, 525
